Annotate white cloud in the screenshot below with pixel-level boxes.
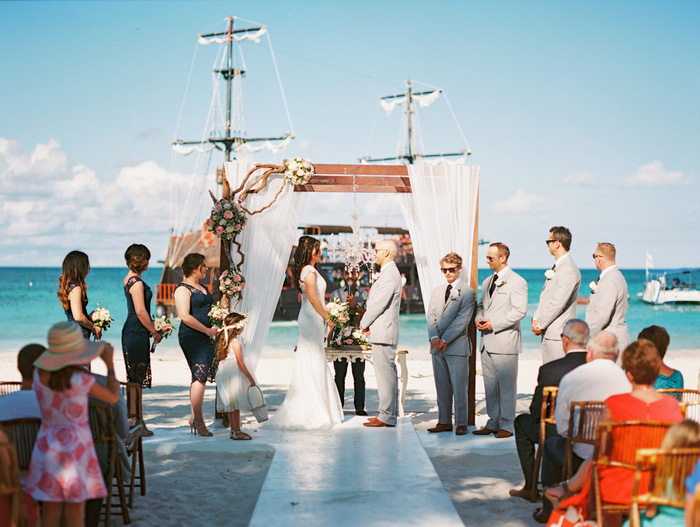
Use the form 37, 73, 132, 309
563, 172, 595, 186
491, 189, 555, 213
622, 160, 688, 187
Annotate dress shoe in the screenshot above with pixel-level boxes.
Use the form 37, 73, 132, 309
427, 423, 453, 433
367, 417, 379, 422
509, 487, 538, 500
356, 410, 368, 416
363, 419, 395, 428
495, 430, 514, 439
533, 507, 549, 524
455, 426, 467, 435
472, 427, 497, 436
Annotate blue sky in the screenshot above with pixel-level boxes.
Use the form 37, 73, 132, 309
1, 1, 698, 269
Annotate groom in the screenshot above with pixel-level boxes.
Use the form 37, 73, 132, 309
360, 240, 403, 428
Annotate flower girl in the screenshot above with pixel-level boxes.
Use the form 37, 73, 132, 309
215, 312, 257, 440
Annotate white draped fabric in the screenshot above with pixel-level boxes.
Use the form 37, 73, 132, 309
224, 161, 305, 372
399, 165, 480, 311
198, 26, 267, 45
380, 89, 442, 115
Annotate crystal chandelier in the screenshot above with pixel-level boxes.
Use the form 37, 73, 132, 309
326, 175, 376, 275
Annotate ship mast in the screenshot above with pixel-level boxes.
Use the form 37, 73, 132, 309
361, 79, 470, 165
173, 16, 291, 182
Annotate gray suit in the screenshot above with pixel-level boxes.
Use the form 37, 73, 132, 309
585, 266, 629, 351
360, 261, 402, 425
533, 254, 581, 363
426, 278, 476, 428
476, 267, 528, 432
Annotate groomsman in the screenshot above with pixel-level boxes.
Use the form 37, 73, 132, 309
361, 240, 403, 428
330, 266, 369, 415
585, 243, 629, 351
426, 252, 476, 436
474, 243, 528, 438
532, 226, 581, 363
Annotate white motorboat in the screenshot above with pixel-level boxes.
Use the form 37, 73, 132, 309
642, 268, 700, 305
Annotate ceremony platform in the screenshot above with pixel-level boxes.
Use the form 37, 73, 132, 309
248, 416, 464, 527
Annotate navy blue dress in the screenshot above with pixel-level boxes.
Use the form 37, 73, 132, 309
122, 275, 153, 388
177, 283, 215, 384
64, 282, 91, 340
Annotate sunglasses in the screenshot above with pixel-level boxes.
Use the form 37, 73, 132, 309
545, 239, 557, 245
592, 254, 603, 259
441, 267, 460, 274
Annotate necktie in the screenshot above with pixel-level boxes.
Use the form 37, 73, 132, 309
489, 274, 498, 296
444, 284, 452, 303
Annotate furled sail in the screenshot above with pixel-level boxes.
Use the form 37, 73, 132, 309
380, 88, 442, 115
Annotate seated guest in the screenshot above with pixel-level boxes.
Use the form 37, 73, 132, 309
542, 340, 684, 524
685, 457, 700, 527
534, 331, 632, 523
510, 319, 590, 500
638, 325, 683, 389
0, 344, 45, 419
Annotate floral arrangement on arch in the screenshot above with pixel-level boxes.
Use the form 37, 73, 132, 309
284, 157, 314, 185
219, 267, 246, 298
207, 198, 247, 241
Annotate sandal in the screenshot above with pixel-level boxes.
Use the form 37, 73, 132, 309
230, 430, 252, 441
192, 420, 213, 437
544, 480, 574, 509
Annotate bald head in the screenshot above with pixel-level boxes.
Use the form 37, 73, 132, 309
587, 331, 619, 361
375, 240, 397, 266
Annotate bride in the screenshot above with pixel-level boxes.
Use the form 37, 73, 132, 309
267, 235, 344, 429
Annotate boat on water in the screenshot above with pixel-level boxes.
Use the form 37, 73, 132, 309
642, 269, 700, 305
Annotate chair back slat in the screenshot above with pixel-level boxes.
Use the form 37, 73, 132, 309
658, 389, 700, 403
0, 382, 22, 398
563, 401, 605, 479
530, 386, 559, 502
1, 419, 42, 470
682, 401, 700, 423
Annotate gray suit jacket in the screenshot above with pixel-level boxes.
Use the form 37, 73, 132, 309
360, 261, 402, 346
533, 254, 581, 339
476, 268, 528, 355
426, 278, 476, 357
585, 266, 629, 350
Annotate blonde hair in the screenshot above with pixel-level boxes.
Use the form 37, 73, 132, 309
661, 420, 700, 450
440, 252, 463, 267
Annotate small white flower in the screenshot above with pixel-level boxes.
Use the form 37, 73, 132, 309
589, 281, 598, 291
544, 269, 555, 280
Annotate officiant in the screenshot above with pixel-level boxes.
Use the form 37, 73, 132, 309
330, 266, 369, 416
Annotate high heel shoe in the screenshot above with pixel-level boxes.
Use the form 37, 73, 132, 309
192, 420, 213, 437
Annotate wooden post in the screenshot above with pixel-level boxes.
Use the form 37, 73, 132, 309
468, 190, 479, 425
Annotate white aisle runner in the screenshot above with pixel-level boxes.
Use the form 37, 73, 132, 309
249, 416, 464, 527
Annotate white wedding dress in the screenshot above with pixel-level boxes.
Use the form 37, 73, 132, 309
267, 265, 344, 429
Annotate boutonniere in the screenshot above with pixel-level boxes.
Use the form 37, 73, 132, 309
544, 269, 555, 280
589, 279, 598, 291
497, 280, 507, 288
456, 288, 461, 298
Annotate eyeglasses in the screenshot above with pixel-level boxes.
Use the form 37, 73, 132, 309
440, 267, 460, 274
592, 254, 603, 259
545, 239, 557, 245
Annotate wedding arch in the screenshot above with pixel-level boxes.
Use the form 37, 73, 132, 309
219, 161, 481, 423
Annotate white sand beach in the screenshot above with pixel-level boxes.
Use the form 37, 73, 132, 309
2, 342, 697, 527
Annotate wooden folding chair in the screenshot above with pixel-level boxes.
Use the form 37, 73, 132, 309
629, 447, 700, 527
531, 386, 558, 502
119, 382, 146, 504
1, 419, 41, 470
694, 482, 700, 527
88, 402, 130, 526
563, 401, 605, 480
0, 442, 27, 527
658, 389, 700, 403
682, 401, 700, 423
591, 421, 674, 527
0, 383, 22, 398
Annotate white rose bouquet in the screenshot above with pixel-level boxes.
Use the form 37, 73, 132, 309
328, 325, 371, 349
208, 303, 230, 328
219, 267, 246, 298
284, 157, 314, 185
90, 305, 112, 331
206, 198, 247, 241
325, 299, 350, 326
150, 315, 174, 352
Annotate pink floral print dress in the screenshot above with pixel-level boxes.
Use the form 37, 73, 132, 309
25, 369, 106, 502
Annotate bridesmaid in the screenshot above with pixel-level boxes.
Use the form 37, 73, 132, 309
174, 253, 219, 437
122, 244, 161, 435
58, 251, 101, 340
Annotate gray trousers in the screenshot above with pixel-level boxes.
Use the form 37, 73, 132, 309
541, 338, 565, 364
481, 350, 518, 432
431, 352, 469, 427
372, 343, 398, 425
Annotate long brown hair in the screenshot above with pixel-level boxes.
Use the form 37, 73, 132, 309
48, 366, 83, 392
58, 251, 90, 309
292, 236, 320, 291
214, 312, 247, 361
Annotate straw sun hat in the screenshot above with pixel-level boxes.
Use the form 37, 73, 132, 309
34, 321, 105, 371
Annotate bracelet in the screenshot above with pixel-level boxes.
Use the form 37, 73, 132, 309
107, 369, 116, 376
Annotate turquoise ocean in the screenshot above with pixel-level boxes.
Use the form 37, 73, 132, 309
1, 267, 699, 359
